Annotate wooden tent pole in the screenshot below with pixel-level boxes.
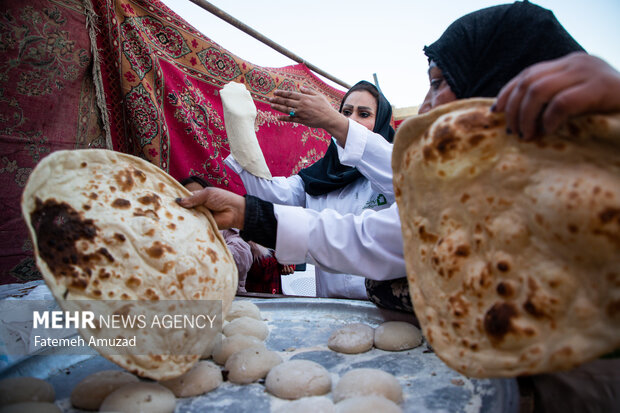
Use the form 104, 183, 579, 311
188, 0, 351, 90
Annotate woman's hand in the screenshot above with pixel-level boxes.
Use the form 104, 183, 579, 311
495, 52, 620, 140
270, 87, 349, 144
279, 264, 295, 275
176, 187, 245, 230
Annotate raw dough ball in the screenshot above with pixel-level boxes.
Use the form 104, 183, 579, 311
98, 382, 175, 413
225, 346, 282, 384
327, 323, 374, 354
201, 332, 223, 359
226, 301, 261, 321
273, 396, 335, 413
374, 321, 423, 351
212, 334, 266, 365
265, 360, 331, 399
70, 370, 139, 410
335, 395, 402, 413
0, 402, 61, 413
159, 360, 222, 397
333, 368, 402, 403
223, 316, 269, 340
0, 377, 55, 406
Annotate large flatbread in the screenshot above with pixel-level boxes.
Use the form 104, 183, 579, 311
221, 82, 272, 179
21, 149, 237, 380
393, 98, 620, 378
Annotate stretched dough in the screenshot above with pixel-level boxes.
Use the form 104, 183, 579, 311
220, 82, 272, 179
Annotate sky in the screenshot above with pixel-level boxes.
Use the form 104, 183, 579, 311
160, 0, 620, 109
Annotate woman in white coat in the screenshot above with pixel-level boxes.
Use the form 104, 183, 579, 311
224, 80, 395, 299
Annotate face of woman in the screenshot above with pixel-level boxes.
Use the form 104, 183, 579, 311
341, 90, 377, 131
419, 63, 457, 114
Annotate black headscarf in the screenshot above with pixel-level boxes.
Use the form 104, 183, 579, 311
423, 1, 585, 99
298, 80, 395, 196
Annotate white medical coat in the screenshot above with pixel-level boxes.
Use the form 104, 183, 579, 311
224, 120, 393, 298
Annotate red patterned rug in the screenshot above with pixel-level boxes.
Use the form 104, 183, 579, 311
0, 0, 107, 284
93, 0, 344, 192
0, 0, 344, 284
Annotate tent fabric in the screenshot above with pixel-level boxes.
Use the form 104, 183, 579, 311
92, 0, 344, 192
0, 0, 344, 284
0, 0, 107, 285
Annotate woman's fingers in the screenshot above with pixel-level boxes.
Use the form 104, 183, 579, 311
515, 73, 580, 140
270, 86, 339, 129
176, 188, 210, 208
542, 83, 600, 135
271, 90, 300, 115
494, 52, 620, 140
496, 60, 564, 138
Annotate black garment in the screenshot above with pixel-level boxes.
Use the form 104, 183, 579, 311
298, 80, 395, 196
180, 175, 211, 188
240, 195, 277, 249
423, 1, 585, 99
365, 278, 415, 314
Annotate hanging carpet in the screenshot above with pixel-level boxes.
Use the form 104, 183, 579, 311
0, 0, 344, 284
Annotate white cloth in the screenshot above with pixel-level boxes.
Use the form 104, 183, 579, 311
270, 119, 404, 281
337, 119, 396, 201
274, 203, 405, 280
225, 125, 392, 299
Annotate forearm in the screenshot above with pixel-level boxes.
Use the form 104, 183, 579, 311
324, 113, 350, 147
225, 155, 306, 205
273, 203, 406, 280
338, 119, 395, 200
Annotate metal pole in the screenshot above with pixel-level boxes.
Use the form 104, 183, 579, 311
187, 0, 351, 90
372, 73, 382, 93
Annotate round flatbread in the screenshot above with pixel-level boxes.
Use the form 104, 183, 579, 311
393, 98, 620, 377
21, 149, 237, 380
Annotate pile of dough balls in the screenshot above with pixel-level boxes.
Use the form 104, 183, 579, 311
0, 300, 268, 413
2, 302, 416, 412
328, 321, 423, 354
90, 300, 275, 412
0, 377, 60, 413
217, 301, 282, 385
88, 300, 272, 412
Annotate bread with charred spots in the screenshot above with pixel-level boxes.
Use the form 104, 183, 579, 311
21, 149, 237, 380
392, 98, 620, 378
